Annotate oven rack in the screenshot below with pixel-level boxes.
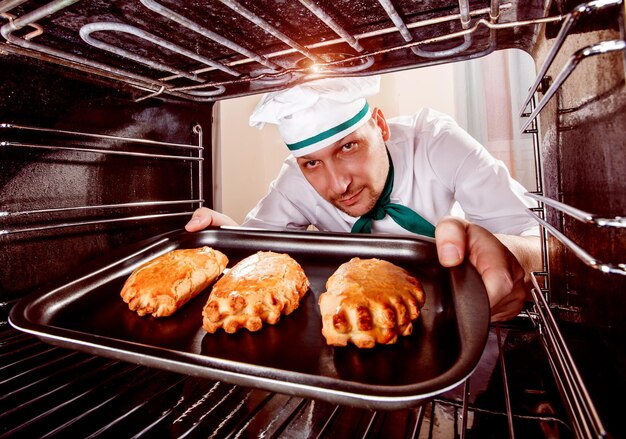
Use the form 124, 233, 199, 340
0, 0, 562, 102
0, 122, 204, 237
519, 38, 626, 133
519, 0, 625, 276
517, 98, 592, 438
529, 273, 607, 438
0, 320, 573, 438
526, 195, 626, 276
516, 1, 623, 436
518, 0, 624, 130
524, 191, 611, 436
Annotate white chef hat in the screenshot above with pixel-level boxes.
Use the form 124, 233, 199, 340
249, 76, 381, 157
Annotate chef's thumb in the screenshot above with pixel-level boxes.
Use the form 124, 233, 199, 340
434, 217, 468, 267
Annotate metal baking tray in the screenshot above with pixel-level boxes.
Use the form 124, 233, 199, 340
9, 227, 490, 410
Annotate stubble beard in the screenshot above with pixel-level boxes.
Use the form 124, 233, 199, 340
332, 185, 381, 218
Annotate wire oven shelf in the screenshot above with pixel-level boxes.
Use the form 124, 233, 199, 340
517, 1, 624, 436
0, 319, 573, 438
529, 273, 608, 438
526, 194, 626, 276
518, 0, 625, 277
518, 0, 625, 132
0, 122, 204, 237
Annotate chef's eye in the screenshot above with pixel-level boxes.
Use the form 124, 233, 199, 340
341, 142, 356, 152
303, 159, 320, 169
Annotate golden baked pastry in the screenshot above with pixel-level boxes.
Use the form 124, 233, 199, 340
318, 257, 426, 348
120, 246, 228, 317
202, 251, 310, 333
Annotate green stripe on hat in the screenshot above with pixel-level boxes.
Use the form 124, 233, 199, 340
286, 101, 370, 152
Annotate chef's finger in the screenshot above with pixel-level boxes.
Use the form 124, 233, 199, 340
435, 216, 468, 267
185, 207, 238, 231
490, 289, 524, 322
465, 223, 526, 318
477, 264, 515, 313
185, 207, 215, 231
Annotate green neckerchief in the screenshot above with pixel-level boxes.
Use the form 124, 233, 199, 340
351, 150, 435, 237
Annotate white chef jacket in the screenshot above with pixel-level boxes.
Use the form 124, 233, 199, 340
242, 107, 539, 237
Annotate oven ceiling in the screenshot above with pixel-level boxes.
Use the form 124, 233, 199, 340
0, 0, 551, 102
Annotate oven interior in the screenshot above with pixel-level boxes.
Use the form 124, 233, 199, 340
1, 0, 625, 437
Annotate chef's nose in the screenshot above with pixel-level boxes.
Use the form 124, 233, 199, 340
326, 164, 350, 194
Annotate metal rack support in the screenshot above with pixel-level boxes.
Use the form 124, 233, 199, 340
0, 122, 204, 237
530, 274, 607, 438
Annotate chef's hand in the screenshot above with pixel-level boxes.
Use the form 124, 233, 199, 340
434, 216, 529, 322
185, 207, 238, 232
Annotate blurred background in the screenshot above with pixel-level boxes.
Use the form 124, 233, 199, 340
213, 48, 536, 223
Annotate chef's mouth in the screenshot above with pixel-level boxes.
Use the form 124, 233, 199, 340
338, 188, 363, 207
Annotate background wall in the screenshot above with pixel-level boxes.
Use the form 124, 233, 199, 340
214, 49, 535, 223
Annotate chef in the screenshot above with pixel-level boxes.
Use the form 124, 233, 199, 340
186, 75, 542, 322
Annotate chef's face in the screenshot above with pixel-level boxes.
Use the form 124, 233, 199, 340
296, 107, 390, 218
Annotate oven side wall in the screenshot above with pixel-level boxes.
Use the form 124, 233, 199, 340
531, 18, 626, 435
0, 54, 214, 312
532, 24, 626, 332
